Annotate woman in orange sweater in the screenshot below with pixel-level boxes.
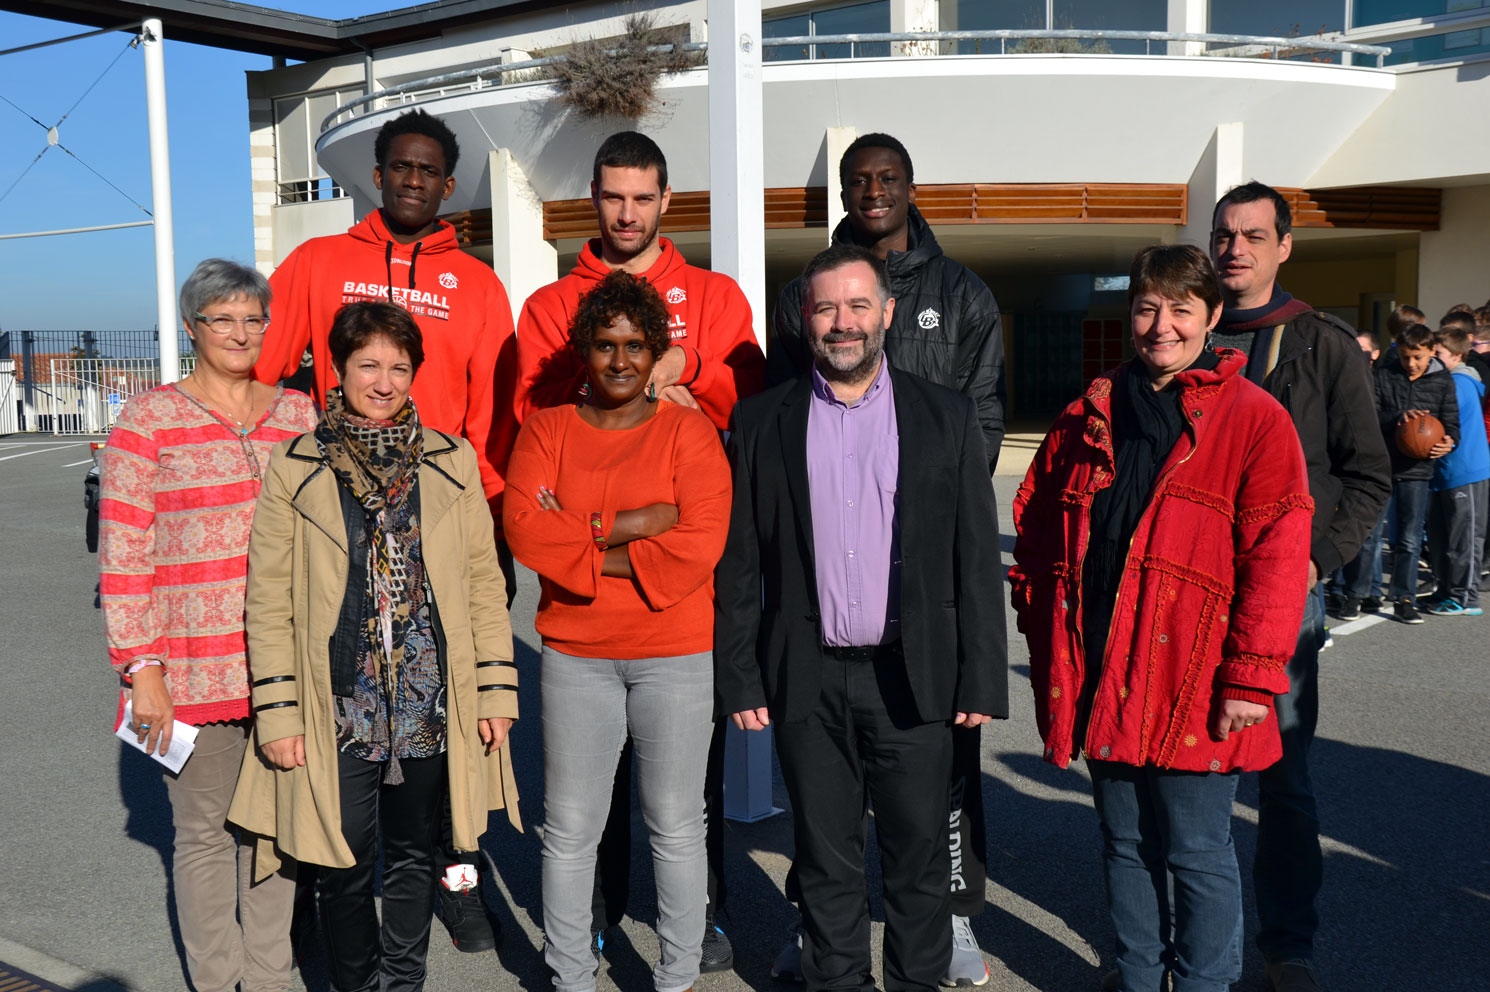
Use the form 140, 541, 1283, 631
505, 270, 731, 992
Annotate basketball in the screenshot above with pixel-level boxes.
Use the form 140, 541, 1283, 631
1395, 412, 1446, 459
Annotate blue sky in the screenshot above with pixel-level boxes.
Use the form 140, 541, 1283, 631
0, 4, 407, 332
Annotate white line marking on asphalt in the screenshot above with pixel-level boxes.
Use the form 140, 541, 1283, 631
0, 443, 83, 461
1329, 614, 1388, 636
61, 458, 94, 467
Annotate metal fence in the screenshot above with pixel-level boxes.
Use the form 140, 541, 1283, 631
12, 357, 194, 435
0, 330, 191, 434
0, 361, 17, 436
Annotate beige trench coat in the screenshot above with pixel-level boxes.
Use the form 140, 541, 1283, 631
229, 429, 520, 878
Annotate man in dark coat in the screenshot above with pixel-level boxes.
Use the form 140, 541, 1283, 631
767, 134, 1006, 986
717, 244, 1007, 992
1210, 181, 1391, 992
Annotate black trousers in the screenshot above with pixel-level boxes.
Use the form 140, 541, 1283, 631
775, 654, 954, 992
783, 722, 988, 919
322, 751, 445, 992
592, 716, 729, 928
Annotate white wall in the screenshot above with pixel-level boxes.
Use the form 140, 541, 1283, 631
270, 198, 355, 267
1417, 185, 1490, 318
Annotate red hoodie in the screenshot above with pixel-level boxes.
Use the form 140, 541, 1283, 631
515, 238, 765, 429
254, 210, 518, 525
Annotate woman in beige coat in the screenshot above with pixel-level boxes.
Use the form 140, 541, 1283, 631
230, 301, 519, 992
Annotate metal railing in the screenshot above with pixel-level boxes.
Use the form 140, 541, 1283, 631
320, 29, 1392, 133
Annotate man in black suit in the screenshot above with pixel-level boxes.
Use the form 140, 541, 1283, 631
715, 244, 1008, 992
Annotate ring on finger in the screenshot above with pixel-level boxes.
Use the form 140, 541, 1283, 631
139, 723, 152, 731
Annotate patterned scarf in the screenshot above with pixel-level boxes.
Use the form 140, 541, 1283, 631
316, 388, 424, 781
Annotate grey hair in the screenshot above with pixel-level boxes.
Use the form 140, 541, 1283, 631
179, 258, 271, 324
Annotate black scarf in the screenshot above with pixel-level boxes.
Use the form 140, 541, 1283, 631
1083, 352, 1221, 639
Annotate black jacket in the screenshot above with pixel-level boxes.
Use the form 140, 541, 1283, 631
1374, 357, 1460, 482
1252, 310, 1393, 576
713, 367, 1008, 725
769, 207, 1007, 471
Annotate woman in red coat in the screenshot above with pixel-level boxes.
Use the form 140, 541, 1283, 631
1008, 245, 1313, 992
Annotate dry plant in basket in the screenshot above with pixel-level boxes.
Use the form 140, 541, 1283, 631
543, 13, 704, 120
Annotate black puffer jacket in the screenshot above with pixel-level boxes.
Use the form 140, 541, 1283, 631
1374, 357, 1460, 482
769, 207, 1006, 471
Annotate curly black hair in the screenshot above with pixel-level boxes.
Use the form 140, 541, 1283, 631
568, 269, 672, 360
374, 109, 460, 175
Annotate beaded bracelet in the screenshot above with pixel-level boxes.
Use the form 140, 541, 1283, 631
590, 512, 608, 551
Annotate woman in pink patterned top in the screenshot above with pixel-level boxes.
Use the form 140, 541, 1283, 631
99, 258, 318, 992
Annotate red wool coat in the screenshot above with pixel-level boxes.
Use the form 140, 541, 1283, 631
1009, 350, 1313, 773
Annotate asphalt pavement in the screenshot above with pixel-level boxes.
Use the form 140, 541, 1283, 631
0, 434, 1485, 992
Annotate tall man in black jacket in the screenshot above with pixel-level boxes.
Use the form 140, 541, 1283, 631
718, 244, 1007, 992
1209, 182, 1391, 992
768, 133, 1006, 987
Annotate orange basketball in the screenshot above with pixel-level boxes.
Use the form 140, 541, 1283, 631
1395, 412, 1445, 459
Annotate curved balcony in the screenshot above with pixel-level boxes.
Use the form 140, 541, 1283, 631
313, 30, 1396, 218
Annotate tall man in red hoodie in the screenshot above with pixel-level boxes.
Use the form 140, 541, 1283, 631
515, 130, 765, 972
253, 108, 517, 956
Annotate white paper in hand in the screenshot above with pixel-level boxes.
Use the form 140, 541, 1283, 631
115, 699, 199, 774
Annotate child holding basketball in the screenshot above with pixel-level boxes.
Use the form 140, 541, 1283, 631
1374, 321, 1458, 623
1425, 318, 1488, 616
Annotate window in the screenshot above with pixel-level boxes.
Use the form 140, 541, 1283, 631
274, 87, 361, 203
1211, 1, 1345, 38
1354, 0, 1488, 28
763, 1, 891, 62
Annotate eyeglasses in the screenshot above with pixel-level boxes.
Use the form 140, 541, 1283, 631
194, 312, 270, 336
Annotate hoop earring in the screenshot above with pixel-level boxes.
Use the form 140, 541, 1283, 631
577, 381, 591, 400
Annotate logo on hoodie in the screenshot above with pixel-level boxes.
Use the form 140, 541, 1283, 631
917, 308, 941, 330
439, 272, 458, 290
665, 286, 687, 305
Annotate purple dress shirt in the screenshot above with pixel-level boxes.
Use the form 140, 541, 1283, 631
807, 358, 901, 647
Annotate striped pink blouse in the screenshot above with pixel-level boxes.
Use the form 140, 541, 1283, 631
99, 384, 319, 725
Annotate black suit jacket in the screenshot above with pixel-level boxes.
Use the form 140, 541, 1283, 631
714, 365, 1009, 725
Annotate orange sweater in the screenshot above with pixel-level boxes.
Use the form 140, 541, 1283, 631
253, 210, 519, 526
515, 238, 765, 429
503, 402, 731, 659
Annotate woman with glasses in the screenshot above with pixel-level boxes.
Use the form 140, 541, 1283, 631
99, 258, 318, 992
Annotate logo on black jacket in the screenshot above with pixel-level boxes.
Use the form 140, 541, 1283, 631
917, 307, 941, 330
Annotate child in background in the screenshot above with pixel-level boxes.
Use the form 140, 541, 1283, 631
1374, 322, 1459, 623
1424, 319, 1488, 616
1335, 328, 1387, 619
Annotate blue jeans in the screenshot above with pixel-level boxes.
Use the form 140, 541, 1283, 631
539, 647, 715, 992
1385, 478, 1431, 601
1090, 762, 1243, 992
1253, 589, 1324, 963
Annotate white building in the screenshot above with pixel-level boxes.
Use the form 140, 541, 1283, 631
27, 0, 1490, 419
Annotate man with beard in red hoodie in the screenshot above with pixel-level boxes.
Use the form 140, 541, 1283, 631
514, 130, 765, 973
253, 108, 518, 957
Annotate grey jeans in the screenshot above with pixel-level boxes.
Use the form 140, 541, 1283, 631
164, 721, 297, 992
540, 647, 714, 992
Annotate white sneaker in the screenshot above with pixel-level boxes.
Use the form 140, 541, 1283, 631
941, 915, 990, 987
771, 919, 804, 982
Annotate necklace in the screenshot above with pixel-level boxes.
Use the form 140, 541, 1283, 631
172, 379, 270, 488
182, 373, 257, 436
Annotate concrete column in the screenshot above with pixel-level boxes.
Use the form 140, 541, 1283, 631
248, 96, 278, 275
708, 0, 778, 823
489, 148, 557, 326
1179, 122, 1244, 250
1167, 0, 1207, 56
891, 0, 938, 56
707, 0, 767, 351
825, 126, 858, 241
1418, 184, 1490, 319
